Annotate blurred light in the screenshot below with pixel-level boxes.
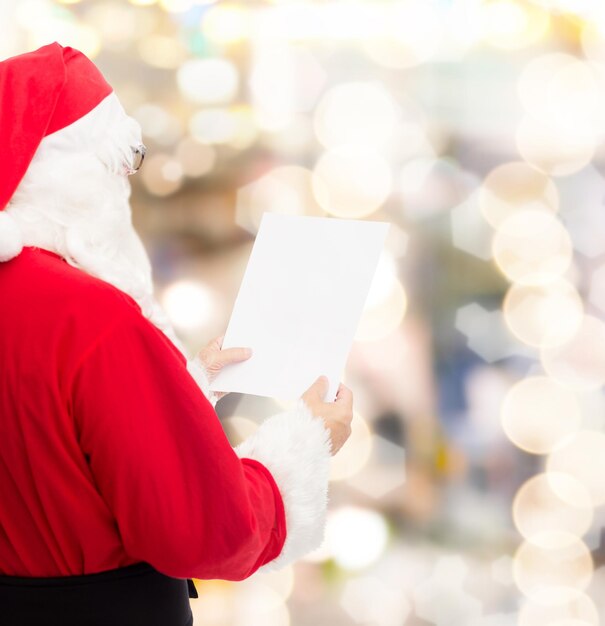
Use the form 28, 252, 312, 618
413, 556, 482, 624
479, 161, 559, 228
456, 304, 524, 363
519, 591, 598, 626
362, 0, 443, 69
223, 416, 258, 447
261, 115, 315, 156
513, 473, 592, 546
450, 192, 494, 261
162, 160, 183, 182
516, 114, 595, 177
128, 0, 158, 5
491, 555, 514, 586
582, 20, 605, 65
141, 154, 183, 196
233, 584, 290, 626
236, 166, 325, 235
340, 575, 411, 626
399, 158, 478, 221
325, 506, 389, 570
501, 377, 581, 455
134, 104, 183, 146
547, 431, 605, 506
502, 279, 584, 349
530, 0, 597, 15
513, 534, 593, 602
250, 44, 326, 131
175, 137, 216, 178
480, 0, 550, 50
588, 262, 605, 314
18, 0, 101, 59
189, 107, 256, 146
329, 412, 373, 481
202, 3, 250, 45
159, 0, 205, 12
518, 54, 605, 132
492, 210, 573, 286
250, 567, 294, 603
313, 82, 399, 150
85, 2, 155, 50
541, 315, 605, 391
138, 35, 187, 69
312, 146, 392, 218
162, 280, 215, 332
355, 254, 407, 342
177, 58, 239, 105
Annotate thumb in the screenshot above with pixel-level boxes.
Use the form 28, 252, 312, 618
309, 375, 329, 401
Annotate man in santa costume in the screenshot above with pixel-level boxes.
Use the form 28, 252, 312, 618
0, 42, 353, 626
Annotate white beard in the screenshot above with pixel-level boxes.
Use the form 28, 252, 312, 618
6, 99, 189, 358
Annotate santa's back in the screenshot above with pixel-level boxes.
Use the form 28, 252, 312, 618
0, 246, 142, 576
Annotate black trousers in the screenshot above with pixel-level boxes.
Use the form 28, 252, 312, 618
0, 562, 195, 626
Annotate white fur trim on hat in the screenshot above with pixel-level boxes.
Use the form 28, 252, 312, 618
0, 211, 24, 262
234, 398, 333, 572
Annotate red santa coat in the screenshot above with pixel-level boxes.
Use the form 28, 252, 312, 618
0, 247, 331, 580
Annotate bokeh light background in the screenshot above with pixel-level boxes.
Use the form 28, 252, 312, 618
6, 0, 605, 624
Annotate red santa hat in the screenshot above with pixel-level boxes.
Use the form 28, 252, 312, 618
0, 42, 113, 261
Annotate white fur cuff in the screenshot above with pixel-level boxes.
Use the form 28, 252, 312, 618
187, 358, 220, 408
234, 398, 333, 573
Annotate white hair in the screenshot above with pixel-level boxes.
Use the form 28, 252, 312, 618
5, 92, 187, 354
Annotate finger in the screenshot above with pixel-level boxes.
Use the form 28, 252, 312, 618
214, 334, 225, 349
216, 346, 253, 366
309, 375, 329, 401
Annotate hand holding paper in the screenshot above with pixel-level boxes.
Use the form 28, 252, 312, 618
209, 213, 390, 402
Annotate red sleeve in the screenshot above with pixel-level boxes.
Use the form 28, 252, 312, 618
70, 305, 287, 581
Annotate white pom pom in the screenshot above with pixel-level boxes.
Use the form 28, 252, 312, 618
0, 211, 24, 262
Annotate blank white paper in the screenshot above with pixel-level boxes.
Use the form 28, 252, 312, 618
209, 213, 390, 402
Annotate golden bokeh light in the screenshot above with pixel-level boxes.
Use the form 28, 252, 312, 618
547, 431, 605, 506
161, 279, 216, 332
480, 0, 550, 50
312, 146, 392, 218
236, 166, 326, 235
175, 137, 216, 178
502, 279, 584, 349
189, 106, 257, 148
313, 82, 399, 151
501, 377, 581, 455
479, 161, 559, 228
362, 0, 443, 69
519, 591, 599, 626
513, 534, 593, 602
201, 3, 250, 45
138, 35, 187, 69
177, 58, 239, 105
325, 506, 389, 571
518, 53, 605, 133
541, 315, 605, 390
329, 412, 373, 481
492, 210, 572, 285
513, 473, 592, 546
516, 114, 595, 177
141, 154, 184, 197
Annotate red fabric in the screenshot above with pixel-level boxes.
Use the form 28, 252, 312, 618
0, 42, 112, 211
0, 247, 286, 579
